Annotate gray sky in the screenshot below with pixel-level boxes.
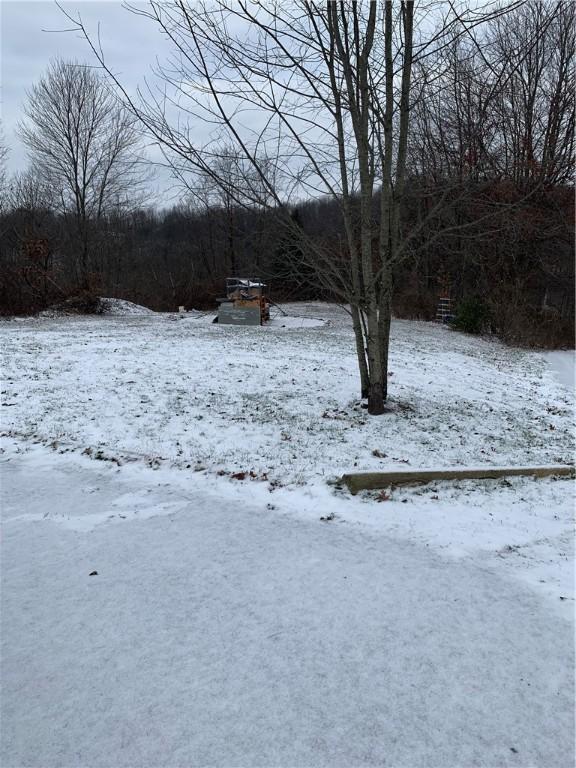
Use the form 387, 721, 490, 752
1, 0, 176, 200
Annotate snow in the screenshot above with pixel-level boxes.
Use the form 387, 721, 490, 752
544, 350, 575, 392
1, 441, 574, 768
232, 278, 266, 287
183, 307, 328, 328
266, 312, 328, 328
38, 297, 155, 318
1, 302, 574, 766
98, 298, 156, 316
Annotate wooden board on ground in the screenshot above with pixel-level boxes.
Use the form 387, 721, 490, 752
341, 465, 575, 495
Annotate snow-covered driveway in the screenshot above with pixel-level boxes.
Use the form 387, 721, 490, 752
1, 444, 574, 768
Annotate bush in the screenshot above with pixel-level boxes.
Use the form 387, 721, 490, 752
452, 296, 490, 335
49, 292, 103, 315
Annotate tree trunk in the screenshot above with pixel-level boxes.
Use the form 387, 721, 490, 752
379, 298, 392, 402
366, 306, 385, 414
351, 305, 369, 398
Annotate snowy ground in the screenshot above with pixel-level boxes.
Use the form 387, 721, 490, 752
544, 349, 576, 392
1, 303, 574, 766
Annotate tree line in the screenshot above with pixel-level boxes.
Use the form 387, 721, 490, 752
0, 1, 573, 410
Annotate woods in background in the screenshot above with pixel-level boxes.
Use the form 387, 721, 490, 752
0, 1, 573, 353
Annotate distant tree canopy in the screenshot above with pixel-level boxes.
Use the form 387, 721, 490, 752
0, 2, 573, 355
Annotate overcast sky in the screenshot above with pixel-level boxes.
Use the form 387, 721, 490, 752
1, 0, 177, 200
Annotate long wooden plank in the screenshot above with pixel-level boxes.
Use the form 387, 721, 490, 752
341, 465, 575, 495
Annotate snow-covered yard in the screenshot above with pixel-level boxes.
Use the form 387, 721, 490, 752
1, 303, 574, 766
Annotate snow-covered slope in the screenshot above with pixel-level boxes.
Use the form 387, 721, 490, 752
544, 349, 575, 392
3, 303, 573, 477
1, 302, 573, 600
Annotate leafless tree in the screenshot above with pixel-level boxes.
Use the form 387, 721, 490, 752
0, 121, 9, 213
492, 1, 575, 185
181, 145, 277, 276
64, 1, 528, 413
412, 1, 574, 187
18, 59, 150, 286
404, 0, 574, 336
9, 169, 55, 215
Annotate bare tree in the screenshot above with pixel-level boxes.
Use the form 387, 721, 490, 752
492, 1, 575, 185
412, 1, 574, 187
0, 121, 8, 213
181, 145, 277, 277
18, 59, 149, 286
64, 1, 526, 413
